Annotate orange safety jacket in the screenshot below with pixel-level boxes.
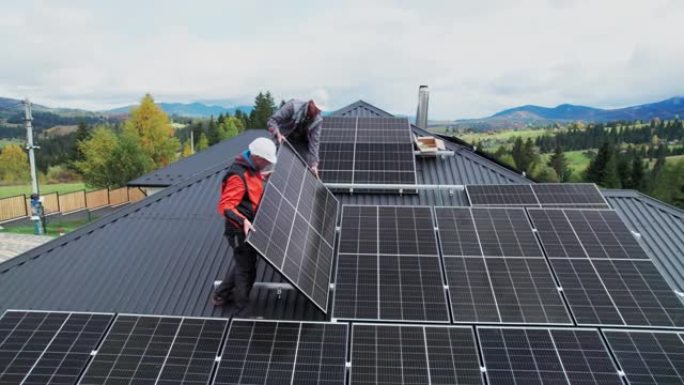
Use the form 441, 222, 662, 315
217, 153, 265, 233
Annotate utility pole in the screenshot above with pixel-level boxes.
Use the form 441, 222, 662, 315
23, 99, 39, 195
190, 129, 194, 154
24, 98, 44, 235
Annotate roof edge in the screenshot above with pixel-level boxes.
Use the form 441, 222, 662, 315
603, 188, 684, 218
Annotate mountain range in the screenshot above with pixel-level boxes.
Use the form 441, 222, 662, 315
442, 96, 684, 131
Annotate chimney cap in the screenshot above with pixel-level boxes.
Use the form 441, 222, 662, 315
419, 85, 429, 89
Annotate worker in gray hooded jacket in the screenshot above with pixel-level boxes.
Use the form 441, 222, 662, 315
267, 99, 322, 177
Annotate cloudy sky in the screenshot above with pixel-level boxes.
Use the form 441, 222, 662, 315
1, 0, 682, 119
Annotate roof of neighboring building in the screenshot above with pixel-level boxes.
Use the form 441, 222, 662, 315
603, 189, 684, 292
329, 99, 395, 117
128, 130, 268, 187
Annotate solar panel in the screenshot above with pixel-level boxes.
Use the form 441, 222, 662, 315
319, 116, 418, 187
562, 209, 650, 260
593, 259, 684, 327
0, 311, 113, 385
79, 315, 227, 385
334, 205, 450, 322
549, 259, 625, 326
214, 320, 347, 385
351, 324, 483, 385
477, 327, 622, 385
603, 330, 684, 384
247, 142, 339, 313
466, 184, 538, 206
531, 183, 609, 208
435, 207, 570, 324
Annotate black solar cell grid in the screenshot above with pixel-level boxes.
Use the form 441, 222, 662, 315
319, 116, 417, 187
532, 183, 609, 207
215, 320, 347, 385
471, 208, 543, 258
466, 184, 539, 206
434, 207, 482, 257
79, 315, 227, 385
351, 324, 483, 385
477, 327, 622, 385
593, 259, 684, 328
549, 259, 625, 326
444, 257, 571, 324
527, 208, 588, 259
562, 209, 649, 260
603, 330, 684, 385
335, 205, 449, 322
247, 143, 339, 313
0, 311, 113, 385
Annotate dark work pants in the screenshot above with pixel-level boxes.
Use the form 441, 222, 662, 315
286, 131, 311, 165
215, 233, 258, 308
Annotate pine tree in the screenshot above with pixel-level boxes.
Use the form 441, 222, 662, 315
585, 142, 620, 188
207, 116, 220, 145
548, 145, 572, 182
248, 91, 276, 129
196, 133, 209, 151
630, 154, 645, 190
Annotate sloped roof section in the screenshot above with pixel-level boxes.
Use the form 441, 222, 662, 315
330, 99, 395, 118
0, 163, 324, 320
604, 189, 684, 292
128, 130, 268, 187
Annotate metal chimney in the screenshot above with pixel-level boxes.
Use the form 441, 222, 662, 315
416, 85, 429, 129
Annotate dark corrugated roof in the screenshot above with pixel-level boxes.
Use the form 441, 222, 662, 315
604, 189, 684, 292
330, 99, 395, 118
128, 130, 268, 187
0, 163, 324, 321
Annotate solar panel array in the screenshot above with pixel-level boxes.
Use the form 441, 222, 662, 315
247, 142, 339, 313
0, 311, 113, 385
435, 207, 571, 324
333, 205, 450, 322
467, 183, 610, 208
529, 208, 684, 327
319, 116, 417, 186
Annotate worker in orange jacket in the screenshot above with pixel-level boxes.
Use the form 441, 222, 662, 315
213, 137, 277, 309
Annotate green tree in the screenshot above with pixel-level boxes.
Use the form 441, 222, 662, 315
650, 159, 684, 208
74, 126, 119, 188
196, 133, 209, 151
248, 91, 276, 129
548, 146, 572, 182
535, 166, 560, 182
181, 141, 193, 158
107, 131, 153, 187
585, 142, 620, 188
0, 144, 30, 183
511, 137, 536, 173
207, 116, 220, 145
123, 94, 179, 167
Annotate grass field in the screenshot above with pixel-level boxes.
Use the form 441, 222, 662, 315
0, 183, 90, 199
0, 217, 93, 237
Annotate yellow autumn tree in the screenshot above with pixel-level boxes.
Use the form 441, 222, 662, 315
123, 94, 180, 167
181, 141, 193, 158
0, 144, 30, 184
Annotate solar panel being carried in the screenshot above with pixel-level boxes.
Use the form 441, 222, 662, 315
435, 207, 572, 324
319, 116, 417, 187
334, 205, 450, 322
0, 311, 113, 385
247, 142, 339, 313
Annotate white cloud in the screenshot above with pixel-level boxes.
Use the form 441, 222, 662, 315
0, 0, 681, 118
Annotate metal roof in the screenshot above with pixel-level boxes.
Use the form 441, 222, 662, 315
2, 100, 682, 323
329, 99, 395, 118
128, 130, 268, 187
604, 189, 684, 293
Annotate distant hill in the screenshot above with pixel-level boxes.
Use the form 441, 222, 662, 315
439, 96, 684, 131
105, 102, 253, 117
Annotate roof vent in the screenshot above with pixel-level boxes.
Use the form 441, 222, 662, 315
416, 85, 429, 129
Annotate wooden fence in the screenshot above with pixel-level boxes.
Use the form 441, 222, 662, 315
0, 187, 147, 222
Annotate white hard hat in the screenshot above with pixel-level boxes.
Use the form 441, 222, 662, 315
248, 137, 278, 164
